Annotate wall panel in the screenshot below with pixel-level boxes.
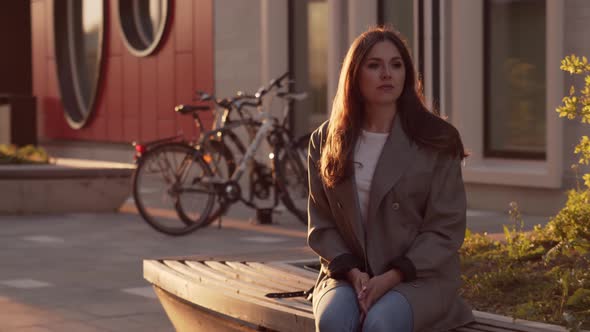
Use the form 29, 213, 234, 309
31, 0, 214, 143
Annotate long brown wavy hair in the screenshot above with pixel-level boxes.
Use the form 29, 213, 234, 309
320, 26, 467, 188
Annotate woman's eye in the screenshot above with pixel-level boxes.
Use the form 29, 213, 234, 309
368, 63, 380, 69
392, 62, 403, 69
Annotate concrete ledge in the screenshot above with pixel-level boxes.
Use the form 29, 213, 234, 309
0, 158, 135, 214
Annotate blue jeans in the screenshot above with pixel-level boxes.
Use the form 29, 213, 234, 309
314, 285, 413, 332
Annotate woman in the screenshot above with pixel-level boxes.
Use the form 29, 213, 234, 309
307, 26, 474, 331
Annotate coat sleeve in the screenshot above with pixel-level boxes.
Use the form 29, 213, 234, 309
389, 153, 467, 281
307, 128, 364, 279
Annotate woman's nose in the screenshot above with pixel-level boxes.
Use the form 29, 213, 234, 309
381, 66, 392, 78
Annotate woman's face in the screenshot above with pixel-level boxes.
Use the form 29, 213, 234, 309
358, 40, 406, 109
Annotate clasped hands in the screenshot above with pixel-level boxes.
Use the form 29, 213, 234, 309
346, 267, 402, 323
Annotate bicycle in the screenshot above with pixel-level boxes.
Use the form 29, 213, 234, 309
131, 89, 261, 235
132, 73, 310, 235
193, 79, 310, 225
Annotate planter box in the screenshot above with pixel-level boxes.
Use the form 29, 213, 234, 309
0, 158, 134, 214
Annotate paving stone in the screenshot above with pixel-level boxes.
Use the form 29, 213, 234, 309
0, 279, 52, 289
121, 286, 157, 299
89, 315, 173, 332
5, 326, 52, 332
0, 309, 63, 329
21, 235, 66, 244
42, 320, 112, 332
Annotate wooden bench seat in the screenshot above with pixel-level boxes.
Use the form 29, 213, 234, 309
144, 258, 582, 332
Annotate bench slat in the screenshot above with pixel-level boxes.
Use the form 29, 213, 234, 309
182, 261, 312, 309
473, 314, 568, 332
453, 326, 488, 332
463, 323, 520, 332
246, 262, 316, 289
221, 262, 312, 307
203, 261, 307, 295
225, 261, 314, 292
266, 261, 319, 280
144, 260, 315, 332
164, 261, 313, 313
167, 260, 277, 297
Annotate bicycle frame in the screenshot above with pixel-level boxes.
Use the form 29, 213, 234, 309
199, 112, 276, 184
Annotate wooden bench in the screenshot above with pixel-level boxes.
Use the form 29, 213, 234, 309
144, 256, 582, 332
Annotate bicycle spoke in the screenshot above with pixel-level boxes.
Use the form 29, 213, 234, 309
277, 144, 309, 225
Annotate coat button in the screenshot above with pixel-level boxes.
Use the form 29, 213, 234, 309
392, 202, 400, 210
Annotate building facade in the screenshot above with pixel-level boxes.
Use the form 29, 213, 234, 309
28, 0, 590, 216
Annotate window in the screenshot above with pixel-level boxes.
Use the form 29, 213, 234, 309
379, 0, 444, 114
378, 0, 414, 51
484, 0, 546, 159
54, 0, 104, 129
117, 0, 170, 57
308, 0, 328, 119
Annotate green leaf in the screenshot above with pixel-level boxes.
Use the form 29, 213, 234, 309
566, 288, 590, 308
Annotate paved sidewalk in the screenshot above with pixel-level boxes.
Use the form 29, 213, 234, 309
0, 202, 551, 332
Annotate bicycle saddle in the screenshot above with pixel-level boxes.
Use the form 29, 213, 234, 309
174, 104, 210, 114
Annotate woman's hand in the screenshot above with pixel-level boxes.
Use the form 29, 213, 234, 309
346, 268, 370, 296
357, 269, 403, 316
346, 268, 370, 323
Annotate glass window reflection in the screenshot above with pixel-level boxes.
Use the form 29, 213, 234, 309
54, 0, 104, 128
119, 0, 169, 57
79, 0, 102, 109
308, 0, 328, 117
484, 0, 546, 159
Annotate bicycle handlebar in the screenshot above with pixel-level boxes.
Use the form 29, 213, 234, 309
194, 90, 259, 109
254, 72, 290, 99
192, 72, 290, 111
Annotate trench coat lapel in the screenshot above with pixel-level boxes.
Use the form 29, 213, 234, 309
367, 117, 416, 225
331, 162, 366, 252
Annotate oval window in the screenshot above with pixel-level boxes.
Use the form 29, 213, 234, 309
118, 0, 170, 57
54, 0, 105, 129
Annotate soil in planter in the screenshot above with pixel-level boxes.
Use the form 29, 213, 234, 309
460, 228, 590, 329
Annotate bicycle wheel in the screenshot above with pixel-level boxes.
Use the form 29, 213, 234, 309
177, 139, 236, 226
276, 138, 309, 225
132, 142, 215, 235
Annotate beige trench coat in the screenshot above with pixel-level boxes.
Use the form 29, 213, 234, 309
307, 118, 474, 331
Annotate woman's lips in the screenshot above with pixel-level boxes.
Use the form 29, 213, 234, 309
378, 85, 394, 91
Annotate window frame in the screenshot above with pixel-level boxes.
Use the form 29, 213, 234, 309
116, 0, 170, 57
53, 0, 105, 129
448, 0, 564, 189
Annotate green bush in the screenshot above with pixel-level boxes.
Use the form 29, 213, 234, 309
0, 144, 50, 164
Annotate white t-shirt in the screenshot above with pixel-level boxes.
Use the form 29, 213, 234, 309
353, 130, 389, 224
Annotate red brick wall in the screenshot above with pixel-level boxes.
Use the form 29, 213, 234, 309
31, 0, 214, 143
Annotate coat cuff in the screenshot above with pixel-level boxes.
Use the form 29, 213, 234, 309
326, 253, 364, 280
388, 256, 417, 282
